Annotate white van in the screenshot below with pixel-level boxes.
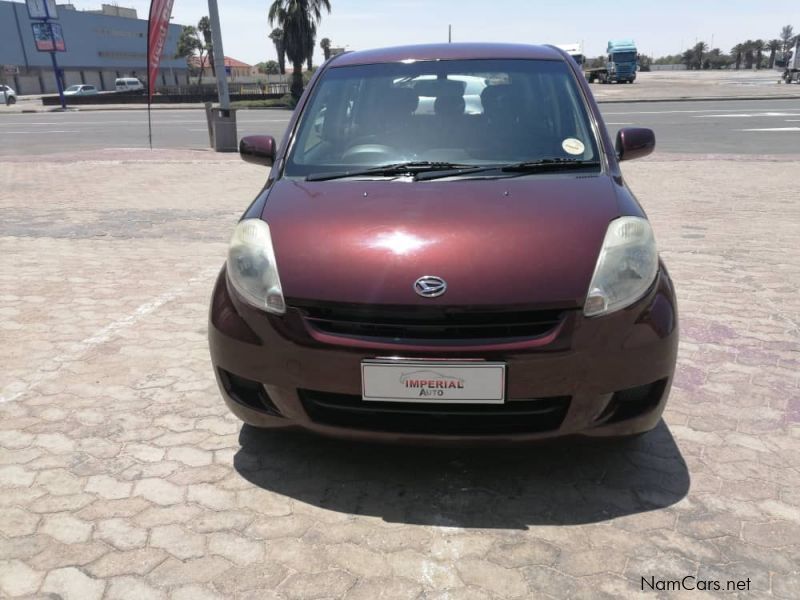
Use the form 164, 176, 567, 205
115, 78, 144, 92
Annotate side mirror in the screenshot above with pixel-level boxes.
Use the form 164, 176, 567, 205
239, 135, 276, 167
615, 127, 655, 161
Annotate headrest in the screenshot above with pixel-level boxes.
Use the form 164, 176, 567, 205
386, 86, 419, 115
481, 84, 521, 116
434, 94, 465, 118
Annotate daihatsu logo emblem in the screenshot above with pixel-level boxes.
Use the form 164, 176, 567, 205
414, 276, 447, 298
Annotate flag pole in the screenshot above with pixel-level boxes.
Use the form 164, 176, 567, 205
146, 1, 153, 149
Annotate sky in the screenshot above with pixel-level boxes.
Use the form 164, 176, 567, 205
65, 0, 798, 65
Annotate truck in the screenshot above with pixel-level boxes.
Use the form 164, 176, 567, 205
781, 38, 800, 84
555, 43, 585, 67
585, 39, 638, 84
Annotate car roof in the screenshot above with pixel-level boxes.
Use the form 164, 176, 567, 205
330, 43, 565, 67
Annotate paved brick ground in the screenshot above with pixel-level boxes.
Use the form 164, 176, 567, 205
0, 149, 798, 599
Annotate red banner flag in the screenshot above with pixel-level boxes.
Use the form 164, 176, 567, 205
147, 0, 175, 100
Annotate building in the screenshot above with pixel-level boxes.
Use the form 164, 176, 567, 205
0, 1, 188, 95
188, 56, 258, 81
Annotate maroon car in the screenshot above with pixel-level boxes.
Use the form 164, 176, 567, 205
209, 43, 678, 443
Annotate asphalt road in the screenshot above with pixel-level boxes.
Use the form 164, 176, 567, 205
1, 98, 799, 156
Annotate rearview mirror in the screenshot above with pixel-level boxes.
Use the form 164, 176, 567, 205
615, 127, 655, 161
239, 135, 276, 167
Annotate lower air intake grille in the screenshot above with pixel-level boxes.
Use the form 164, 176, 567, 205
299, 389, 570, 435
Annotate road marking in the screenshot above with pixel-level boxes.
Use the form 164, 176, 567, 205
0, 266, 219, 405
5, 130, 79, 133
695, 112, 800, 118
604, 106, 800, 115
0, 119, 289, 127
738, 127, 800, 132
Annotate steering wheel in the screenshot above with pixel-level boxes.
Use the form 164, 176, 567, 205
340, 144, 399, 164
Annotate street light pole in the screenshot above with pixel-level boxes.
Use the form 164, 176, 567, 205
207, 0, 230, 109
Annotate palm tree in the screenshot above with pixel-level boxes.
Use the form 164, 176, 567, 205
753, 39, 765, 69
306, 33, 315, 71
692, 41, 708, 69
731, 44, 743, 70
320, 37, 331, 61
742, 40, 756, 69
767, 39, 782, 68
780, 25, 795, 53
268, 0, 332, 99
269, 28, 286, 75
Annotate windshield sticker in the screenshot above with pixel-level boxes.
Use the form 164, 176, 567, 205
562, 138, 585, 155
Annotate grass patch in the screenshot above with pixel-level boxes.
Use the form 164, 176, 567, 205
231, 94, 297, 109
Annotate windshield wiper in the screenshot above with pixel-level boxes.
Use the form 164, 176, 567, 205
305, 161, 479, 182
500, 158, 601, 172
414, 157, 601, 181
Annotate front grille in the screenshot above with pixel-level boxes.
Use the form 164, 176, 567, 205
293, 301, 565, 344
299, 389, 570, 435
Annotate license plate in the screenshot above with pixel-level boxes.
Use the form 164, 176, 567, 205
361, 360, 506, 403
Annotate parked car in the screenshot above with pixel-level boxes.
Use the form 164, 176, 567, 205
209, 43, 678, 443
114, 78, 144, 93
1, 85, 16, 105
63, 84, 99, 96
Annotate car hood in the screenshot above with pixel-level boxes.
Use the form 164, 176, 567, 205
262, 175, 620, 307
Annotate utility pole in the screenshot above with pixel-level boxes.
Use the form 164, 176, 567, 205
207, 0, 229, 109
448, 24, 452, 43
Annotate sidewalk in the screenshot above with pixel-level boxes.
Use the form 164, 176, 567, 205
1, 148, 798, 598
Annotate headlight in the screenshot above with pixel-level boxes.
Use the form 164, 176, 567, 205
227, 219, 286, 314
584, 216, 658, 317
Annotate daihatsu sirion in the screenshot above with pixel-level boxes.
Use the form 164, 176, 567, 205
208, 43, 678, 443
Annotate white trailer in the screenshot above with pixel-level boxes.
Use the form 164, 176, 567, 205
555, 43, 585, 67
782, 38, 800, 84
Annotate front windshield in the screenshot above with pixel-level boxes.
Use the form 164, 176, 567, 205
612, 52, 637, 63
65, 85, 81, 92
285, 59, 599, 177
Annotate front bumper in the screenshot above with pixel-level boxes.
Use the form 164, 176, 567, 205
208, 266, 678, 444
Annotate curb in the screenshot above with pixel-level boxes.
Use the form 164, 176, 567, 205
4, 93, 799, 113
3, 105, 292, 113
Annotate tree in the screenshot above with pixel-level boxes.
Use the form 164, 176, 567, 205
780, 25, 795, 53
767, 39, 782, 68
320, 37, 331, 60
681, 49, 696, 69
731, 44, 743, 70
692, 41, 708, 69
176, 23, 211, 84
268, 0, 332, 99
705, 48, 731, 70
742, 40, 756, 69
176, 26, 201, 61
256, 60, 281, 74
587, 55, 607, 69
269, 28, 286, 74
198, 16, 215, 77
653, 54, 682, 65
753, 39, 765, 69
306, 34, 314, 71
